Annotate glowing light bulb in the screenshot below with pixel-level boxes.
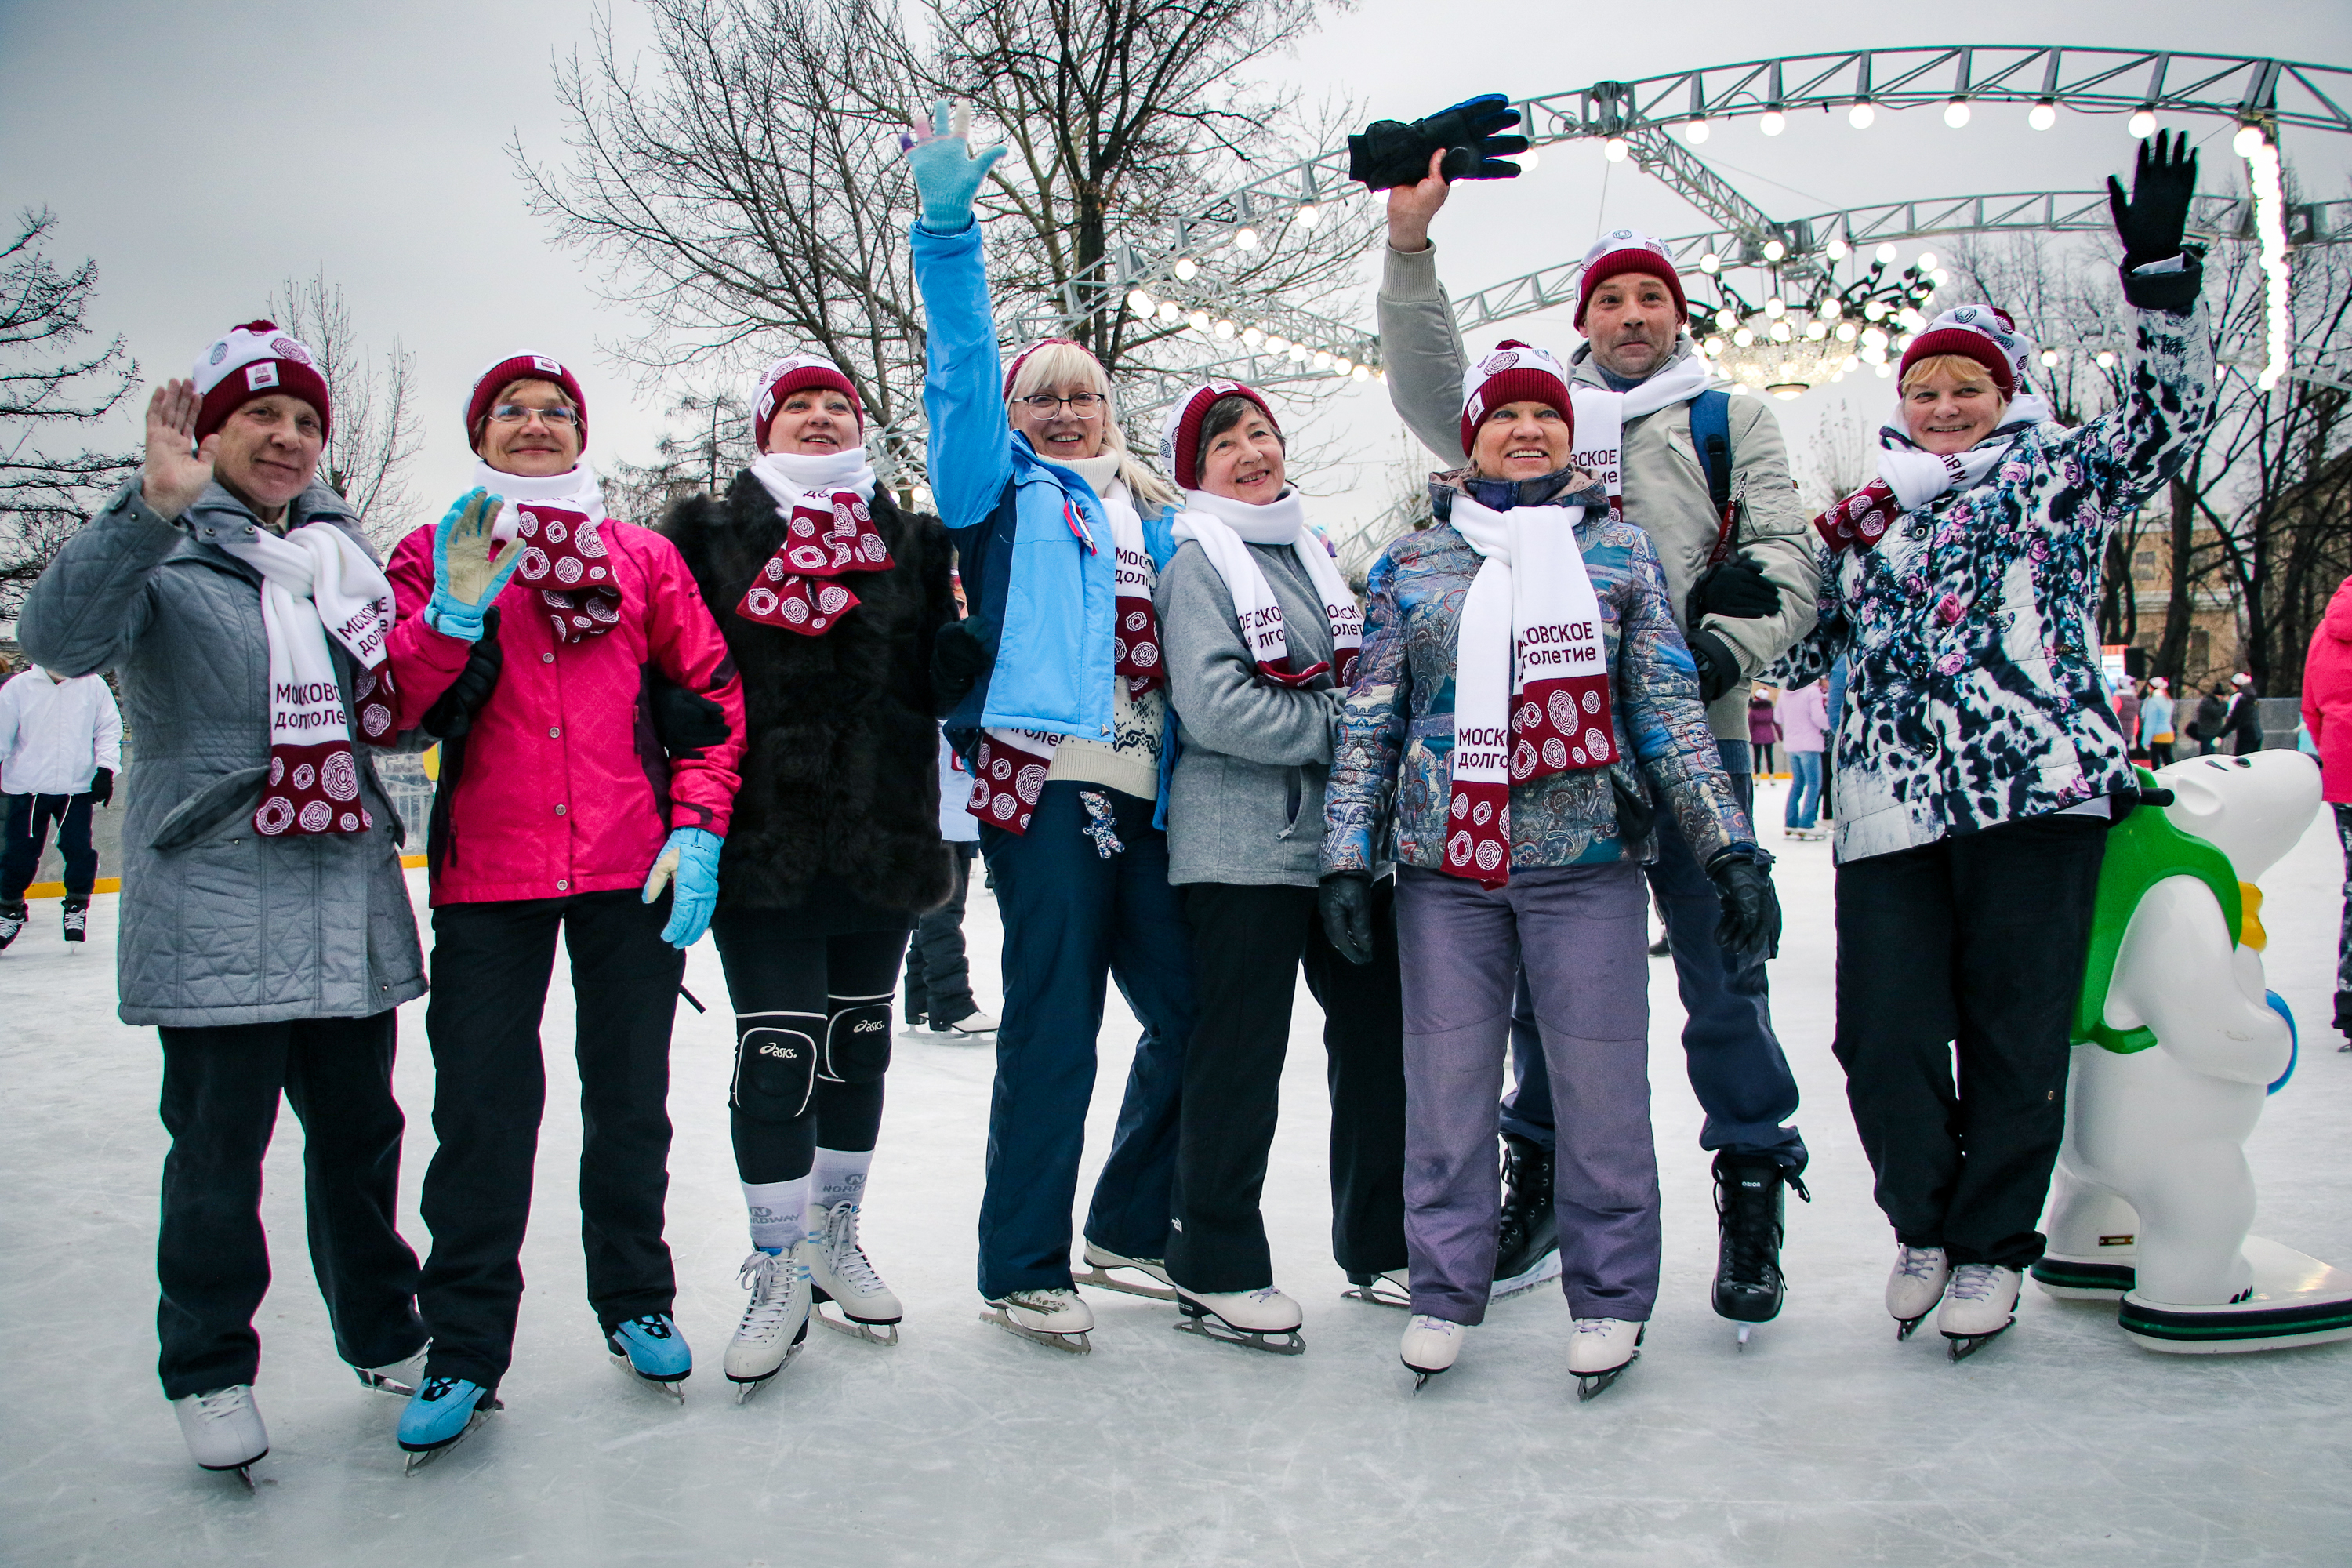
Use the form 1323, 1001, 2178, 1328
1312, 350, 1333, 369
1232, 227, 1259, 251
1174, 257, 1198, 281
1733, 328, 1755, 347
1127, 289, 1153, 315
1214, 319, 1235, 340
1519, 148, 1539, 170
1603, 137, 1628, 162
1715, 307, 1737, 330
1770, 321, 1794, 343
1836, 322, 1857, 343
2038, 347, 2059, 366
1817, 298, 1842, 320
1156, 300, 1181, 324
2096, 350, 2117, 369
1265, 336, 1287, 353
1917, 252, 1939, 271
2129, 107, 2156, 138
1762, 239, 1787, 262
1875, 242, 1898, 265
1944, 98, 1971, 129
1849, 102, 1875, 129
1704, 336, 1726, 355
2232, 124, 2263, 158
1827, 237, 1849, 260
1187, 310, 1210, 332
1804, 321, 1828, 341
1699, 252, 1721, 274
1334, 357, 1353, 376
1295, 202, 1321, 227
2030, 100, 2056, 131
1763, 297, 1786, 318
1682, 117, 1711, 145
1241, 326, 1265, 348
1760, 109, 1786, 136
1350, 364, 1371, 382
1875, 362, 1893, 378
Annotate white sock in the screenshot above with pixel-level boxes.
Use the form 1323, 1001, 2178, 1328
811, 1148, 873, 1213
743, 1176, 811, 1254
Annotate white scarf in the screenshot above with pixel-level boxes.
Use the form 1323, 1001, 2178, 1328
747, 445, 877, 513
1172, 488, 1360, 688
1566, 354, 1715, 510
1443, 493, 1614, 888
1872, 390, 2058, 510
969, 464, 1160, 836
479, 458, 605, 532
212, 519, 397, 837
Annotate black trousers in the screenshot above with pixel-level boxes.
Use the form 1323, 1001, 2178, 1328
710, 914, 909, 1184
903, 842, 978, 1025
1833, 815, 2107, 1269
417, 890, 685, 1387
1167, 879, 1409, 1293
2, 791, 96, 901
154, 1011, 423, 1399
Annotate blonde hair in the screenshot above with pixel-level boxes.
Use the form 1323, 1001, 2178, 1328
1005, 342, 1181, 513
1900, 354, 2003, 398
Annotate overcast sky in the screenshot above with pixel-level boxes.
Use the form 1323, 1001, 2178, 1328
3, 0, 2347, 545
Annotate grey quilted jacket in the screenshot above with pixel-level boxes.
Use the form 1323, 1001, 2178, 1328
17, 479, 426, 1026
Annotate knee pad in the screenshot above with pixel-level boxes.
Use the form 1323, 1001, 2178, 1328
822, 996, 895, 1085
731, 1013, 819, 1123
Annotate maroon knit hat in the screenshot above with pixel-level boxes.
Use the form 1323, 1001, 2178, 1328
1457, 340, 1574, 457
753, 353, 863, 448
1158, 380, 1282, 489
192, 321, 332, 442
1574, 229, 1689, 330
1898, 305, 2021, 398
466, 354, 590, 452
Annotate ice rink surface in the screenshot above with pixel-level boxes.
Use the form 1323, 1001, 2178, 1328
4, 787, 2350, 1567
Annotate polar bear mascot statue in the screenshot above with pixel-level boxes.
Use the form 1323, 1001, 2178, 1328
2035, 750, 2352, 1352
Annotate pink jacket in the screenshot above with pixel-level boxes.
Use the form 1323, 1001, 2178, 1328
386, 518, 746, 904
1775, 682, 1829, 753
2303, 575, 2352, 804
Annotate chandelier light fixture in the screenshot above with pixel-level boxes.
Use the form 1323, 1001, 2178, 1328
1698, 250, 1944, 397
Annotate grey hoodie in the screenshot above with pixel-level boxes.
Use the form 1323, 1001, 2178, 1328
1155, 536, 1343, 887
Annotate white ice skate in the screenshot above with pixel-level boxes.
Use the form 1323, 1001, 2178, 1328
931, 1008, 1000, 1040
809, 1201, 902, 1345
173, 1385, 267, 1487
1399, 1314, 1465, 1390
1886, 1245, 1951, 1341
1076, 1242, 1178, 1303
354, 1345, 430, 1397
981, 1287, 1094, 1353
1938, 1264, 2022, 1361
1173, 1285, 1305, 1355
1568, 1318, 1644, 1402
1343, 1267, 1413, 1310
726, 1247, 812, 1400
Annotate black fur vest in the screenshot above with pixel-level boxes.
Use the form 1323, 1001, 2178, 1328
662, 470, 956, 919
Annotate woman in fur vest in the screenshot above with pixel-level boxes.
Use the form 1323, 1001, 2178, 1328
662, 353, 956, 1397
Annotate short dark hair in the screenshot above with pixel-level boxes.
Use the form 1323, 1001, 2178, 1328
1200, 394, 1280, 452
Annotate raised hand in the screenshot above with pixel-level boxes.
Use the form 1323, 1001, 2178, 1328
140, 379, 217, 521
900, 97, 1007, 234
424, 488, 521, 641
2108, 129, 2198, 267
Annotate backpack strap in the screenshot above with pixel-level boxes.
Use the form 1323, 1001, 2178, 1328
1687, 389, 1739, 564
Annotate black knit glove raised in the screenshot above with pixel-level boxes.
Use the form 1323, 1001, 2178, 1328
1348, 95, 1529, 191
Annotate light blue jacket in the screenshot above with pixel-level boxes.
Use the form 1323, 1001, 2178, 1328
912, 221, 1178, 754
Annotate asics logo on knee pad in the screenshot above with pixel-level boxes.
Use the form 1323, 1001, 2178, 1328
823, 1004, 894, 1084
732, 1014, 820, 1122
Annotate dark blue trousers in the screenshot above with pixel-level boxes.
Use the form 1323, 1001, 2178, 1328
976, 781, 1194, 1298
1501, 747, 1807, 1171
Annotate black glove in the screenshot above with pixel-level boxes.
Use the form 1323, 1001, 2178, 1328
2107, 129, 2198, 270
931, 621, 993, 714
1319, 872, 1376, 966
1348, 94, 1530, 191
649, 671, 733, 758
1690, 555, 1782, 622
1686, 627, 1741, 705
88, 767, 114, 808
1610, 772, 1655, 845
1706, 848, 1782, 970
422, 606, 503, 740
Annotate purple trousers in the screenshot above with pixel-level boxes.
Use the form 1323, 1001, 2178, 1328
1394, 861, 1658, 1325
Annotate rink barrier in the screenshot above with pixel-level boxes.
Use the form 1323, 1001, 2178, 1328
23, 859, 426, 895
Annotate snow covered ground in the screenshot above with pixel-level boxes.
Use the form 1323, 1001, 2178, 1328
5, 788, 2350, 1567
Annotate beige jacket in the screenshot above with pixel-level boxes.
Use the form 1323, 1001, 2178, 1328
1377, 241, 1820, 742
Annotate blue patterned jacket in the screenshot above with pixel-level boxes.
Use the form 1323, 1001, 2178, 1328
1322, 484, 1752, 878
1768, 295, 2215, 863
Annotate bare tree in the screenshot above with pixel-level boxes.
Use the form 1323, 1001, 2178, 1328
1796, 402, 1875, 514
0, 209, 140, 624
604, 387, 761, 526
267, 270, 423, 549
514, 0, 1376, 490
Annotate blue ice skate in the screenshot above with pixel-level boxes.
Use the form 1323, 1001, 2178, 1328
397, 1376, 499, 1472
606, 1313, 692, 1399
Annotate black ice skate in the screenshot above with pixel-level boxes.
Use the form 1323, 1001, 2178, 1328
62, 895, 88, 946
1490, 1132, 1561, 1303
1712, 1152, 1806, 1348
1173, 1287, 1305, 1355
1076, 1241, 1178, 1303
0, 901, 26, 951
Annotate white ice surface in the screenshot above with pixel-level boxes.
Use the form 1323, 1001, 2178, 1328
4, 791, 2350, 1566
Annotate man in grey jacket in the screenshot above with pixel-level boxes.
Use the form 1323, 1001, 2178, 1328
1377, 146, 1817, 1328
1151, 382, 1408, 1345
19, 328, 428, 1480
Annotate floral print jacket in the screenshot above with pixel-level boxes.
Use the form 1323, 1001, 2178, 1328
1768, 296, 2214, 864
1322, 483, 1752, 879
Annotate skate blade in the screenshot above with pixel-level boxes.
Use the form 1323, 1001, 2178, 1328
1342, 1283, 1412, 1311
1074, 1265, 1178, 1304
978, 1308, 1091, 1354
1574, 1353, 1639, 1402
1172, 1317, 1305, 1356
1735, 1323, 1752, 1351
1488, 1251, 1565, 1305
610, 1354, 689, 1401
1893, 1314, 1929, 1341
354, 1368, 418, 1398
815, 1304, 901, 1346
1942, 1321, 2015, 1362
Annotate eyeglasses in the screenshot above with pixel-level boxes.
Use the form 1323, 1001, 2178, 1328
1014, 392, 1107, 417
488, 405, 582, 427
